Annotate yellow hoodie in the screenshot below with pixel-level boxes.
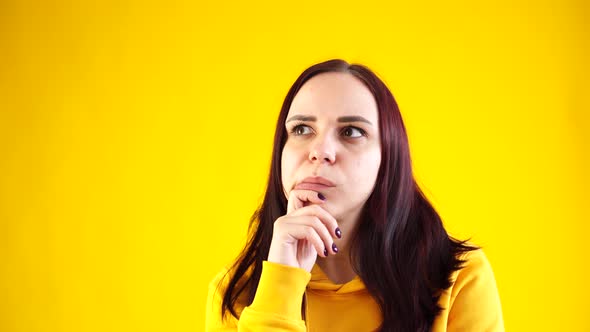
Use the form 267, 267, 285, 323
206, 249, 504, 331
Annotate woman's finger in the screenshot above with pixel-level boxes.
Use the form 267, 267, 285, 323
287, 189, 326, 214
274, 216, 329, 257
281, 214, 337, 255
288, 205, 340, 245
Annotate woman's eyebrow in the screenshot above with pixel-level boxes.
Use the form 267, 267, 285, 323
337, 116, 372, 125
286, 115, 373, 126
286, 115, 316, 123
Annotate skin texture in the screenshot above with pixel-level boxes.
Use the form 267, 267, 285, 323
267, 72, 381, 282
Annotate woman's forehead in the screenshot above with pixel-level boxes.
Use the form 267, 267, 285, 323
288, 72, 378, 122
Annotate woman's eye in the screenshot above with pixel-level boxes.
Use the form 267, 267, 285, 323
342, 126, 365, 138
292, 124, 312, 136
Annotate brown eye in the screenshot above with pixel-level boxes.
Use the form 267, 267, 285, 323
291, 124, 312, 136
342, 126, 365, 138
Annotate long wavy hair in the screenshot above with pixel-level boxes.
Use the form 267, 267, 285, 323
219, 59, 477, 331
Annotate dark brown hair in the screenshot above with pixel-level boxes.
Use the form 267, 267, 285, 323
220, 59, 477, 331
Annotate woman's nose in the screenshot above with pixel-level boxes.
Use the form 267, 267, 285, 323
308, 136, 336, 164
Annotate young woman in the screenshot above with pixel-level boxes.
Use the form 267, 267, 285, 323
205, 59, 504, 331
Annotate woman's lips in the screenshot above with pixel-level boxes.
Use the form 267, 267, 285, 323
294, 183, 335, 191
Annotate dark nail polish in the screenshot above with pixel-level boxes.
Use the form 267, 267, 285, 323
323, 248, 328, 256
332, 243, 338, 253
335, 227, 342, 239
318, 193, 326, 200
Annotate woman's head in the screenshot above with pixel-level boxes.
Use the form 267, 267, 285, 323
280, 71, 382, 222
269, 59, 414, 228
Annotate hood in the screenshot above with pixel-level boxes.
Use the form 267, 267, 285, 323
307, 263, 367, 294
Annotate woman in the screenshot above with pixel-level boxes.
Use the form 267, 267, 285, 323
206, 59, 504, 331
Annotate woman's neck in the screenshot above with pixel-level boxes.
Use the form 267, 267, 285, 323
315, 209, 362, 284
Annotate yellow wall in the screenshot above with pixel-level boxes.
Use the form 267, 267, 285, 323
1, 0, 588, 331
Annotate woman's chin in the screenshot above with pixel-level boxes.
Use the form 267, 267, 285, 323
321, 203, 342, 220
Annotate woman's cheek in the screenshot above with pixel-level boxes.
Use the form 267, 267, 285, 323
281, 150, 296, 193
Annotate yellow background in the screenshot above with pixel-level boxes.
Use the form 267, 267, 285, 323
1, 0, 588, 331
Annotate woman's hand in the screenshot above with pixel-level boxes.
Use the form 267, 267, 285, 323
267, 189, 341, 272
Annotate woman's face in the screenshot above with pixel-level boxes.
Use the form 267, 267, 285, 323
281, 72, 382, 221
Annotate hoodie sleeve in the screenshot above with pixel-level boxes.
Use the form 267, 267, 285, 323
205, 261, 311, 332
446, 249, 505, 332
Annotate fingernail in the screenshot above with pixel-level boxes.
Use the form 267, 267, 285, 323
335, 227, 341, 239
332, 243, 338, 253
323, 248, 328, 256
318, 193, 326, 200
